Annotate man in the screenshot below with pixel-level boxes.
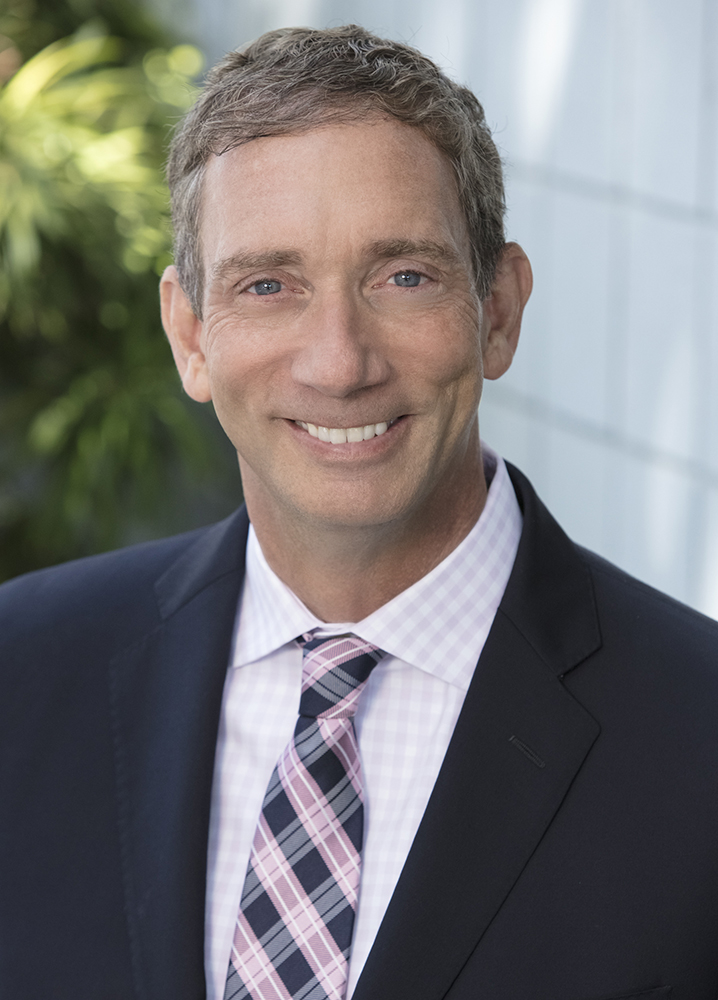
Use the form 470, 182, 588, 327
2, 24, 718, 1000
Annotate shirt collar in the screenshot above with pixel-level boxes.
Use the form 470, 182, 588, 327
232, 443, 523, 692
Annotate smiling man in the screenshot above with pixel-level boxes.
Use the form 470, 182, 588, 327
3, 25, 718, 1000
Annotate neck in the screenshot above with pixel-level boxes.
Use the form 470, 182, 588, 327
244, 450, 488, 623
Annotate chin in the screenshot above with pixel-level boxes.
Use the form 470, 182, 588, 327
291, 492, 411, 531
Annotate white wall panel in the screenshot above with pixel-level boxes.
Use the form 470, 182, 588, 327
628, 0, 703, 207
623, 211, 697, 457
535, 188, 612, 427
624, 454, 695, 600
550, 1, 613, 183
701, 485, 718, 619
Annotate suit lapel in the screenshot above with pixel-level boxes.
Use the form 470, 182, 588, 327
352, 466, 602, 1000
109, 508, 250, 1000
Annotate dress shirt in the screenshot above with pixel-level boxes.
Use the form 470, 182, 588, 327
204, 443, 523, 1000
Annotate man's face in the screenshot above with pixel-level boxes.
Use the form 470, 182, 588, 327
171, 118, 508, 533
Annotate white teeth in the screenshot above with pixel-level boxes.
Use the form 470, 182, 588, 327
296, 419, 396, 444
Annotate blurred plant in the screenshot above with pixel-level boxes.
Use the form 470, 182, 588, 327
0, 6, 240, 580
0, 0, 167, 64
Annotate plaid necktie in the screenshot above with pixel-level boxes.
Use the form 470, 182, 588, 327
224, 632, 385, 1000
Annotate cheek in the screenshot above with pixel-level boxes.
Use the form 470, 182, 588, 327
396, 305, 483, 393
438, 304, 484, 394
203, 315, 283, 411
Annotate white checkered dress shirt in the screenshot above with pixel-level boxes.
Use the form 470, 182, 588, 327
205, 444, 523, 999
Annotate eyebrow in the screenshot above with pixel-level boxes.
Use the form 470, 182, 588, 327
210, 238, 463, 283
211, 249, 304, 282
364, 238, 464, 267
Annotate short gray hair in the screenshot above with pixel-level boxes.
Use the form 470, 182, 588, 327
167, 25, 506, 317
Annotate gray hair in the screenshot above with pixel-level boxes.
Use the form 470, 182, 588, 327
167, 25, 506, 317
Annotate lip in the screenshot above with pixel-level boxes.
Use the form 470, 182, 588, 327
286, 414, 408, 459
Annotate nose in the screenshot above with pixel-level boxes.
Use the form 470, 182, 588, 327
290, 290, 391, 397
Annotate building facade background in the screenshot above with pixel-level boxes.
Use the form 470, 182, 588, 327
145, 0, 718, 618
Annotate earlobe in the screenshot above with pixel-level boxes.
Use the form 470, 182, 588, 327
159, 265, 212, 403
481, 243, 533, 381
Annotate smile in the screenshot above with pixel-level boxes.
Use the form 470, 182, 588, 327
294, 419, 398, 444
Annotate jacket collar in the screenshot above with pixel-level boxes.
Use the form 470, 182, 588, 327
499, 463, 602, 676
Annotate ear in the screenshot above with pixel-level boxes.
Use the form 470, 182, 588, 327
481, 243, 533, 380
160, 265, 212, 403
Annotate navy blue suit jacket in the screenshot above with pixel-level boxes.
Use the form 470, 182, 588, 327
2, 465, 718, 999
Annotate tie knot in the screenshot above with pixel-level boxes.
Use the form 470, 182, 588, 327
297, 632, 384, 719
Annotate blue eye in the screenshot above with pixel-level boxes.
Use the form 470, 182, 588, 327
251, 280, 282, 295
392, 271, 422, 287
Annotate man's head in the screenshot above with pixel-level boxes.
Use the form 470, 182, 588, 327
161, 26, 531, 578
167, 25, 507, 318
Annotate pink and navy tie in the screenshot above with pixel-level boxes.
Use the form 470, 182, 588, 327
224, 633, 385, 1000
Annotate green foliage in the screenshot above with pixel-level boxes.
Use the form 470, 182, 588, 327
0, 5, 240, 580
1, 0, 165, 64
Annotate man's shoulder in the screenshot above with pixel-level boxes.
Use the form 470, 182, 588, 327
506, 460, 718, 654
0, 511, 246, 657
504, 460, 718, 717
0, 525, 204, 610
580, 543, 718, 653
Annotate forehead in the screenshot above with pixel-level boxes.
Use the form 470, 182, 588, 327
199, 118, 469, 269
